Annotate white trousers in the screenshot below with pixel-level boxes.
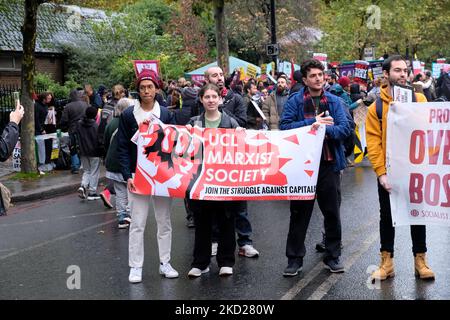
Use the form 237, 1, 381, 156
128, 192, 173, 268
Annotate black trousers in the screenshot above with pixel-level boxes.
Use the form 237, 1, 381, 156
377, 181, 427, 255
286, 162, 342, 262
192, 201, 236, 269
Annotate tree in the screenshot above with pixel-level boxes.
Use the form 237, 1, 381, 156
166, 0, 210, 67
316, 0, 450, 63
226, 0, 315, 65
212, 0, 229, 73
17, 0, 133, 174
20, 0, 46, 173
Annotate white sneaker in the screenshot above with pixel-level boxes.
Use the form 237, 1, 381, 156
159, 262, 179, 278
219, 266, 233, 276
78, 186, 86, 199
188, 267, 210, 278
238, 244, 260, 258
211, 242, 218, 256
129, 267, 142, 283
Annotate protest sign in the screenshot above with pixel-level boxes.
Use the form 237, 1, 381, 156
387, 102, 450, 226
133, 122, 325, 201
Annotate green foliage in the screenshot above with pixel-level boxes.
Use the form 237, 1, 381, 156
122, 0, 176, 35
316, 0, 449, 62
10, 172, 41, 180
34, 72, 81, 99
63, 0, 198, 88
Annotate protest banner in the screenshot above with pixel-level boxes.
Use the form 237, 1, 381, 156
247, 65, 257, 79
338, 63, 355, 78
12, 140, 20, 172
432, 62, 450, 78
133, 60, 160, 78
313, 53, 328, 70
261, 64, 267, 75
386, 102, 450, 226
413, 61, 422, 75
191, 74, 205, 84
370, 61, 383, 80
353, 60, 370, 86
133, 121, 325, 201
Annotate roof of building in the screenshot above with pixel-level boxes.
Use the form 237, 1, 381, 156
0, 2, 106, 54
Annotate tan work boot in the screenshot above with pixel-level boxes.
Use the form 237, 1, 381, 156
414, 253, 435, 280
371, 251, 394, 281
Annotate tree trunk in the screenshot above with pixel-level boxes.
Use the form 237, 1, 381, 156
20, 0, 44, 173
213, 0, 229, 75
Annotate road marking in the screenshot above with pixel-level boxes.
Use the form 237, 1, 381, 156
0, 219, 116, 260
280, 218, 379, 300
307, 230, 379, 300
0, 210, 115, 228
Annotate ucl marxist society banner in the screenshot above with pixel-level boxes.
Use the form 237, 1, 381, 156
133, 121, 325, 201
387, 102, 450, 226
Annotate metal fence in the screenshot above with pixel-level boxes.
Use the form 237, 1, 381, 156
0, 84, 47, 132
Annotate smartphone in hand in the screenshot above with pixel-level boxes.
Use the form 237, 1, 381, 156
13, 91, 20, 108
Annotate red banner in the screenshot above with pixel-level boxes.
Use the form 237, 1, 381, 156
133, 120, 325, 201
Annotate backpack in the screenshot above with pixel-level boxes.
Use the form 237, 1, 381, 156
338, 98, 356, 157
55, 140, 71, 170
437, 73, 450, 101
375, 93, 417, 127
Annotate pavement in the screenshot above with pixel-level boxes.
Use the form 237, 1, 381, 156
0, 159, 106, 203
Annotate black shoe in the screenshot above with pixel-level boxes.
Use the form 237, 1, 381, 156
283, 260, 303, 277
186, 217, 195, 228
87, 193, 101, 201
71, 169, 79, 174
315, 241, 326, 252
324, 258, 345, 273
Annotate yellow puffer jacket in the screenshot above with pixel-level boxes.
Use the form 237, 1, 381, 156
365, 84, 427, 177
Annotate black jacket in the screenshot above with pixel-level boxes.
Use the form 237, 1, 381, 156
34, 101, 48, 135
60, 91, 89, 134
0, 122, 19, 162
117, 104, 175, 181
104, 117, 121, 173
75, 117, 102, 157
192, 90, 247, 127
173, 97, 195, 125
187, 111, 241, 214
188, 111, 239, 129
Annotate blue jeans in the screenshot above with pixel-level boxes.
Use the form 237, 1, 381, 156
69, 133, 80, 171
71, 154, 80, 171
212, 201, 253, 247
235, 201, 253, 247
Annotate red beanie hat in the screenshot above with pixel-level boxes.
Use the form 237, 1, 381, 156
338, 76, 350, 88
136, 69, 161, 89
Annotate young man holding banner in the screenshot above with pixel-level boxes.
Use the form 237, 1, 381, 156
365, 55, 435, 281
280, 59, 351, 276
117, 69, 179, 283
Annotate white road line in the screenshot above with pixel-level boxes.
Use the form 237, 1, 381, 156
307, 230, 379, 300
0, 219, 116, 260
0, 210, 115, 228
280, 219, 379, 300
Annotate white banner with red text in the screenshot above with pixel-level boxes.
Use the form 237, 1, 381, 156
387, 102, 450, 226
133, 121, 325, 200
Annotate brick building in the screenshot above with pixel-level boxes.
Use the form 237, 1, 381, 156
0, 2, 105, 86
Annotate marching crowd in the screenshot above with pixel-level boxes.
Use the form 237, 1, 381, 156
2, 54, 450, 284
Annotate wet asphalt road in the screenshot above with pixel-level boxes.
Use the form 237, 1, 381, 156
1, 163, 449, 300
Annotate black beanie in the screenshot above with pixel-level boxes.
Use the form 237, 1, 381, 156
85, 106, 97, 119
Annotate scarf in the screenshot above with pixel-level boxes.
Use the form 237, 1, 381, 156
303, 87, 334, 162
303, 87, 328, 118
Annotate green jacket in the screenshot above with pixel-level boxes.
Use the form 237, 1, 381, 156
104, 117, 121, 174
